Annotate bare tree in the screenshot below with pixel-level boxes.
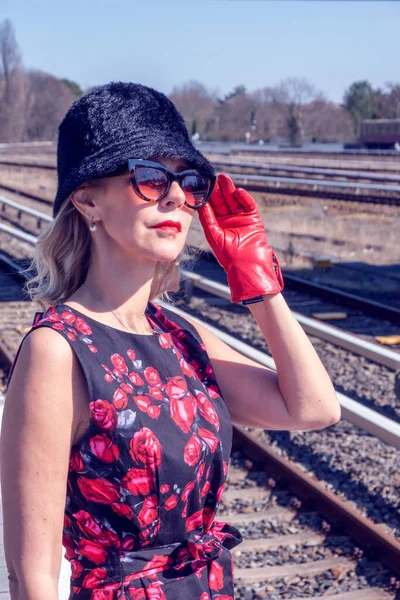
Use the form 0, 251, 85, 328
24, 70, 75, 140
0, 19, 21, 103
0, 19, 27, 142
302, 100, 355, 143
270, 77, 323, 145
169, 81, 216, 139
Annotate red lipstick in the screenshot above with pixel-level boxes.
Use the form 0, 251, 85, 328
151, 220, 182, 232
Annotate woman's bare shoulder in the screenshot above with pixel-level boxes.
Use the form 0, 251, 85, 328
18, 324, 73, 365
7, 324, 78, 401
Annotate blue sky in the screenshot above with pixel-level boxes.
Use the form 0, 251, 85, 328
1, 0, 399, 103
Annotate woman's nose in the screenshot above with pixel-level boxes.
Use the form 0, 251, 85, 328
161, 181, 186, 208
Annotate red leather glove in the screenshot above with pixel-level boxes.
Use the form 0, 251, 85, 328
198, 174, 283, 304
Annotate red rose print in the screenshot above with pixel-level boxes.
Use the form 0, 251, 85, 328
144, 366, 163, 388
78, 477, 120, 504
203, 507, 215, 531
52, 322, 65, 331
113, 388, 127, 409
147, 405, 161, 419
160, 484, 170, 494
169, 393, 196, 434
128, 371, 144, 386
111, 354, 128, 375
183, 434, 202, 467
138, 495, 158, 527
121, 382, 134, 395
145, 581, 167, 599
69, 449, 84, 472
88, 345, 98, 353
191, 360, 201, 373
164, 376, 187, 400
208, 560, 224, 590
159, 333, 172, 348
216, 483, 226, 502
61, 311, 76, 325
179, 356, 195, 378
130, 427, 162, 471
133, 395, 151, 413
67, 332, 77, 342
127, 348, 136, 361
126, 588, 146, 600
201, 481, 211, 497
91, 591, 114, 600
74, 317, 92, 335
186, 507, 215, 533
164, 494, 178, 510
198, 428, 219, 453
148, 387, 163, 401
102, 364, 114, 383
73, 510, 103, 539
121, 468, 155, 495
197, 463, 206, 483
192, 559, 208, 579
82, 567, 107, 589
200, 594, 210, 600
208, 385, 220, 399
186, 509, 202, 532
196, 392, 220, 431
70, 559, 83, 579
63, 533, 77, 560
181, 504, 187, 518
90, 400, 117, 432
77, 538, 108, 565
111, 503, 134, 520
121, 534, 135, 551
89, 434, 120, 463
181, 480, 195, 502
223, 460, 229, 476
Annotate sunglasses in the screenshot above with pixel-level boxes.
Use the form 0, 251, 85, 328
128, 159, 216, 209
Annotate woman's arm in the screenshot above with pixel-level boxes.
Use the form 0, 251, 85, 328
0, 327, 87, 600
196, 174, 340, 431
185, 294, 340, 431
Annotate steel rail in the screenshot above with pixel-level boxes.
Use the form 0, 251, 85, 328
0, 194, 52, 225
232, 425, 400, 578
1, 207, 398, 368
224, 171, 400, 194
180, 269, 400, 370
0, 222, 38, 245
212, 158, 400, 183
158, 301, 400, 450
2, 158, 400, 193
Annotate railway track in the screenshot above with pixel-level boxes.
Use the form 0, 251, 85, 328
2, 156, 400, 205
0, 258, 400, 599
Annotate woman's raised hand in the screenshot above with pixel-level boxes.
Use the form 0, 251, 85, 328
198, 174, 283, 303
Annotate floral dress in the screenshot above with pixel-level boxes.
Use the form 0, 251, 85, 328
9, 302, 243, 599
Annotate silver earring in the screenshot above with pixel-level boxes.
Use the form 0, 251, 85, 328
89, 216, 97, 231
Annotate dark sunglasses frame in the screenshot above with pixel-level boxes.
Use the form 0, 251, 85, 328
128, 159, 216, 209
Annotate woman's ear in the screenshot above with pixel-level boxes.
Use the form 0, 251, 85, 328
70, 183, 101, 221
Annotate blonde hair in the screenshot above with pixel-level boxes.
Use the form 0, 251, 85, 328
24, 196, 190, 309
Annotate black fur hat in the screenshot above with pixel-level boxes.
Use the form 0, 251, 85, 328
53, 81, 215, 217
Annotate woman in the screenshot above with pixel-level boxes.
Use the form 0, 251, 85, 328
0, 82, 340, 600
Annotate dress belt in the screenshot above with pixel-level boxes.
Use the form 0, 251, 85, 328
75, 521, 243, 591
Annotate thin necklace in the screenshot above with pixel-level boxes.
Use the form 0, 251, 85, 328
81, 283, 154, 336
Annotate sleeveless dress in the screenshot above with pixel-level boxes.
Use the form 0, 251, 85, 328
9, 301, 243, 600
